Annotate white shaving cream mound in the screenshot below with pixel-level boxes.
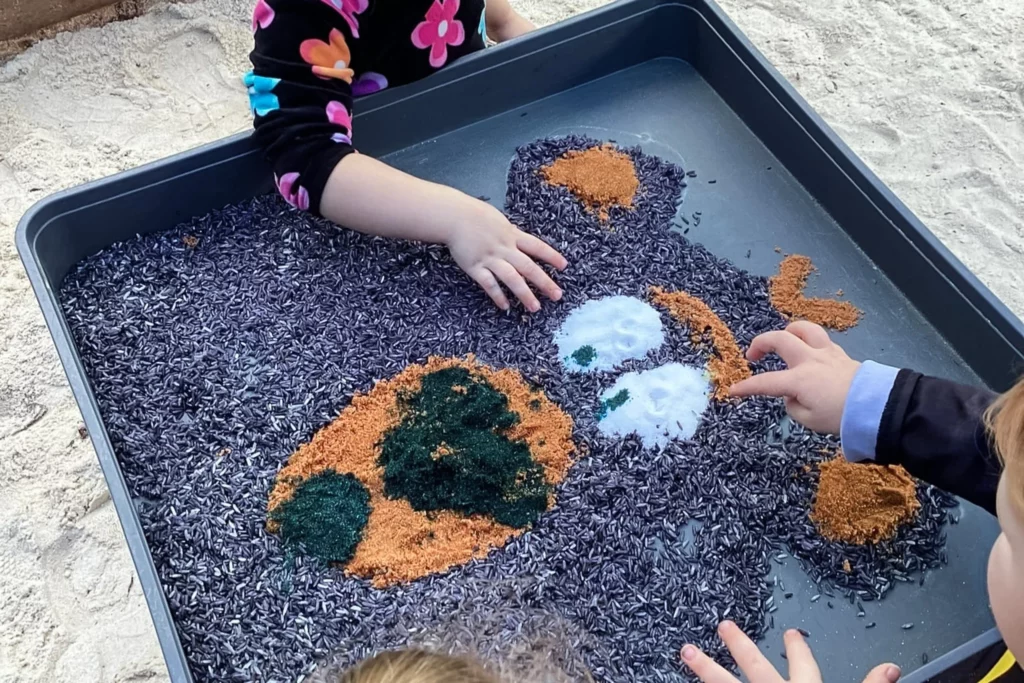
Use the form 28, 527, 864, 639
554, 296, 665, 373
597, 363, 712, 448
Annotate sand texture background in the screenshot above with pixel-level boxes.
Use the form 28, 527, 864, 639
0, 0, 1022, 680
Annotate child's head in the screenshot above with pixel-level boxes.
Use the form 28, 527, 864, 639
986, 378, 1024, 660
338, 650, 499, 683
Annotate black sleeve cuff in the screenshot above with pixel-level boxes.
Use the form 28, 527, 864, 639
876, 368, 920, 465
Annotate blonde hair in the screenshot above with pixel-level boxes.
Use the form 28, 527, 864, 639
310, 577, 597, 683
339, 650, 500, 683
985, 376, 1024, 512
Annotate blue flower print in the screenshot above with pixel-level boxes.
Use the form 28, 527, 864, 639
478, 1, 487, 42
243, 71, 282, 117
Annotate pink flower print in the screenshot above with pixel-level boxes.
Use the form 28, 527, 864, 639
251, 0, 274, 32
412, 0, 465, 69
319, 0, 369, 38
275, 172, 310, 211
325, 101, 352, 144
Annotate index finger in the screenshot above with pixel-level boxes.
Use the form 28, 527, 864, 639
745, 330, 812, 366
718, 621, 785, 683
680, 644, 742, 683
508, 252, 563, 302
783, 629, 822, 682
517, 233, 568, 271
729, 369, 799, 399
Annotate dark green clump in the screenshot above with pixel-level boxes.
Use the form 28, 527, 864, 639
570, 344, 597, 367
378, 367, 550, 528
596, 388, 630, 420
270, 470, 370, 564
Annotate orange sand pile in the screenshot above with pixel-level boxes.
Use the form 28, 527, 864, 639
811, 456, 921, 545
769, 255, 862, 330
267, 356, 576, 587
649, 287, 752, 400
540, 144, 639, 220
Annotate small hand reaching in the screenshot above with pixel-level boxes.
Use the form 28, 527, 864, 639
682, 620, 901, 683
728, 321, 860, 434
446, 199, 567, 313
320, 154, 567, 312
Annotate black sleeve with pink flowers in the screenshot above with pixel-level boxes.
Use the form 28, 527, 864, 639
247, 0, 487, 215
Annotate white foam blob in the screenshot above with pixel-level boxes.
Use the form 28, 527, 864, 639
554, 296, 665, 373
596, 363, 712, 449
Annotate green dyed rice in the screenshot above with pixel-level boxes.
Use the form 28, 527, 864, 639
270, 470, 371, 564
379, 367, 550, 528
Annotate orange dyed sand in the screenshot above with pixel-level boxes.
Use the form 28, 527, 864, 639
649, 287, 751, 400
811, 456, 920, 545
267, 356, 575, 587
540, 145, 639, 221
769, 255, 861, 330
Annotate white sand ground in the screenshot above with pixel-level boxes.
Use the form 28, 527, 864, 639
0, 0, 1022, 680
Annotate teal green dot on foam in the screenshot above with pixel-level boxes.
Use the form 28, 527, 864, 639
596, 388, 630, 421
570, 344, 598, 367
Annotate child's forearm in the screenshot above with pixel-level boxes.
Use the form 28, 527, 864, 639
485, 0, 536, 42
320, 153, 476, 245
318, 152, 567, 313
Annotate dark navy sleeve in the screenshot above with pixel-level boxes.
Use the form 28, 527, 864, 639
875, 370, 1000, 514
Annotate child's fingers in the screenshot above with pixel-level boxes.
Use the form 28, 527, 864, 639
490, 260, 541, 312
861, 663, 901, 683
784, 397, 815, 427
782, 629, 821, 681
745, 330, 811, 365
517, 233, 568, 271
729, 369, 799, 399
470, 267, 510, 311
785, 321, 831, 349
508, 252, 563, 301
718, 621, 785, 683
680, 644, 741, 683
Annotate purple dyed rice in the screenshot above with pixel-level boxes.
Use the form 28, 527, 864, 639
60, 135, 956, 682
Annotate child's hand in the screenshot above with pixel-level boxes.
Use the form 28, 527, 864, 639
445, 198, 567, 313
319, 155, 565, 311
682, 620, 901, 683
729, 321, 859, 434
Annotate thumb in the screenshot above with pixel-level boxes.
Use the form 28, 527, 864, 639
862, 663, 901, 683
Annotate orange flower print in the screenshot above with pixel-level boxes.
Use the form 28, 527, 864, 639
300, 29, 354, 82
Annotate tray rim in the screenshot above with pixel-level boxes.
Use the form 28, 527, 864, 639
14, 1, 1014, 681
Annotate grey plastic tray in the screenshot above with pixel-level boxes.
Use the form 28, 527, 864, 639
16, 1, 1023, 681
